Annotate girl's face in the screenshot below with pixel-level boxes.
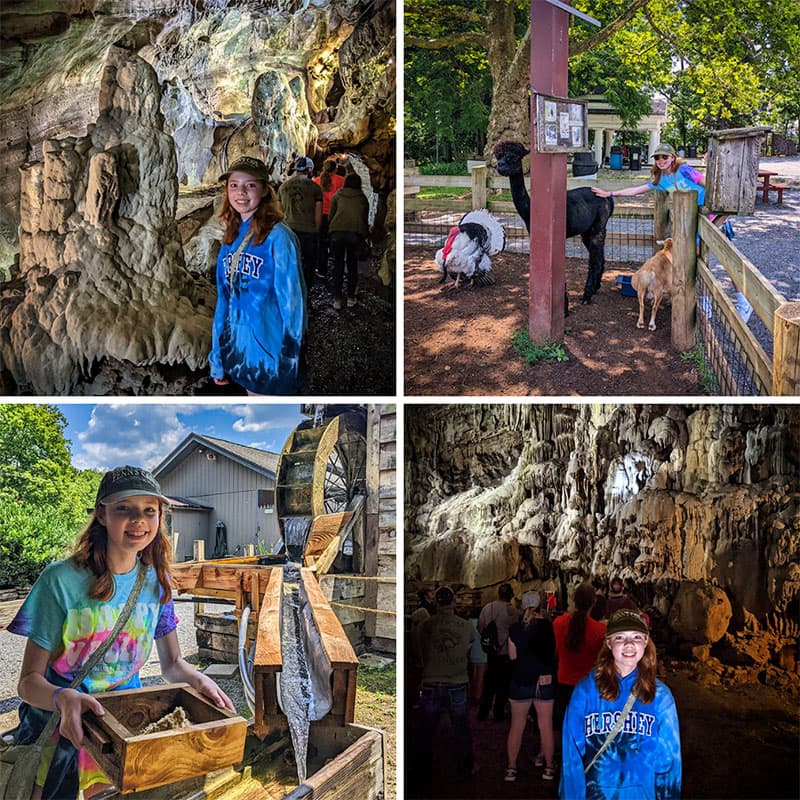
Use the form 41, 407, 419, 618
227, 171, 267, 221
654, 153, 675, 172
97, 495, 161, 565
607, 630, 648, 676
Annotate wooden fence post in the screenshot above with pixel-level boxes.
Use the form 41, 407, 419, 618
244, 543, 255, 557
671, 190, 698, 352
171, 531, 180, 561
773, 301, 800, 395
471, 164, 487, 209
653, 191, 670, 246
193, 539, 205, 562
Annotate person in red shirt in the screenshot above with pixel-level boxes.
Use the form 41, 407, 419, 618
553, 582, 606, 731
313, 156, 346, 278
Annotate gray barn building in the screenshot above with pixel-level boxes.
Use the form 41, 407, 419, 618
153, 434, 280, 562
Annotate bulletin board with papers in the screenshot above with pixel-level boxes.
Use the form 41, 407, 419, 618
532, 94, 589, 153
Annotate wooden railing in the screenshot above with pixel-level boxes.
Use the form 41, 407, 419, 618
669, 190, 799, 395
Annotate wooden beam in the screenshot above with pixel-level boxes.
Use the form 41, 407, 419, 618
254, 567, 283, 671
773, 301, 800, 395
301, 569, 359, 670
698, 215, 786, 334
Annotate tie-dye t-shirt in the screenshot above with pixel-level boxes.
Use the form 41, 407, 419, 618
648, 164, 706, 206
8, 556, 178, 691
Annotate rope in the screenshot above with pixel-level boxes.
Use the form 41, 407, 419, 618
329, 601, 397, 616
318, 574, 396, 584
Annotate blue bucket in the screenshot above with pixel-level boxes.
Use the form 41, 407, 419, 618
610, 152, 623, 170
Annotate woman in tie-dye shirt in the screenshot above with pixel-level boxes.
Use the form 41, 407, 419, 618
8, 466, 234, 800
591, 143, 706, 205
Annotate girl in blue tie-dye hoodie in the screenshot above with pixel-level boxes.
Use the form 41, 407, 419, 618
561, 609, 682, 800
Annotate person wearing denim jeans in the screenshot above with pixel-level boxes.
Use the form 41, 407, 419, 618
416, 586, 475, 785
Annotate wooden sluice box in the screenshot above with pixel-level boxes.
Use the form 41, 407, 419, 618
82, 684, 247, 793
118, 559, 385, 799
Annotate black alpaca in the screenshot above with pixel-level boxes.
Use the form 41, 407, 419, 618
494, 141, 614, 304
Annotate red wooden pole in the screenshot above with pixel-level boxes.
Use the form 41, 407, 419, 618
529, 0, 569, 342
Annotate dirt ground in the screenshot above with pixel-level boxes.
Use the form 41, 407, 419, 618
404, 248, 703, 396
405, 666, 799, 800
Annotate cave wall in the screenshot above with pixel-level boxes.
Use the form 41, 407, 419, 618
0, 0, 395, 393
405, 404, 800, 629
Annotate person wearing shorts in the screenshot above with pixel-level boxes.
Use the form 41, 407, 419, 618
505, 591, 558, 783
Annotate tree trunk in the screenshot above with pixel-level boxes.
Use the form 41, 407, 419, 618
484, 3, 531, 160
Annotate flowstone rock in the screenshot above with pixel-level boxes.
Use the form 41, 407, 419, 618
668, 581, 732, 644
0, 47, 213, 395
1, 0, 396, 295
406, 405, 800, 662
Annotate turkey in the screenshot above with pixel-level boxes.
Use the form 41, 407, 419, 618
435, 209, 506, 288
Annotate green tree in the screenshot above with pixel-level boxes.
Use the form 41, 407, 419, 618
405, 0, 800, 159
0, 405, 101, 586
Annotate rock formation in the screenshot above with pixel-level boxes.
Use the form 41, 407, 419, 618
406, 404, 800, 683
0, 0, 396, 393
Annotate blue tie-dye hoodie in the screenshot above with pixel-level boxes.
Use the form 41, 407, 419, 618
561, 667, 682, 800
210, 218, 306, 395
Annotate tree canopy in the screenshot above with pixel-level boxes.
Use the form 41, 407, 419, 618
405, 0, 800, 162
0, 405, 101, 587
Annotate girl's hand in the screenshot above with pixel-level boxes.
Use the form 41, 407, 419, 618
213, 377, 230, 386
592, 187, 611, 198
56, 688, 105, 750
193, 672, 236, 713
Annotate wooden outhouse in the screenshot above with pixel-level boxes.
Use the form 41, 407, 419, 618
704, 126, 771, 215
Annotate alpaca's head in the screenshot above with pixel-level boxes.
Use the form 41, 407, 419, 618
493, 141, 529, 176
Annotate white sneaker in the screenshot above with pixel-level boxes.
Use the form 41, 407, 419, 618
347, 296, 357, 307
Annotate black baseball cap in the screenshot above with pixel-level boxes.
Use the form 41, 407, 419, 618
96, 466, 169, 506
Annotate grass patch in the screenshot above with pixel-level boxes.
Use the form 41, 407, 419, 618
681, 345, 719, 394
417, 186, 469, 200
355, 661, 396, 800
512, 329, 569, 364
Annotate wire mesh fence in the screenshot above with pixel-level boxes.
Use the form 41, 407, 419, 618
695, 271, 769, 396
404, 203, 658, 264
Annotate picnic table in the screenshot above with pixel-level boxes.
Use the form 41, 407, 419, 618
757, 169, 789, 204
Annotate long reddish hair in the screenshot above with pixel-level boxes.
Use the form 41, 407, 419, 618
73, 502, 173, 603
220, 181, 284, 246
594, 637, 657, 703
319, 158, 337, 192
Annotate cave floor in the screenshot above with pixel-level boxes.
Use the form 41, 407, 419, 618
404, 666, 799, 799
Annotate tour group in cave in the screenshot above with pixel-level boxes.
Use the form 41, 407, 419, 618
0, 0, 395, 396
405, 403, 799, 799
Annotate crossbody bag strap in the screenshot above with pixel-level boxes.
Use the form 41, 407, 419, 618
584, 687, 637, 774
227, 231, 254, 290
31, 561, 149, 747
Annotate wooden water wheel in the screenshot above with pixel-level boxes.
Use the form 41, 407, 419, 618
275, 412, 367, 563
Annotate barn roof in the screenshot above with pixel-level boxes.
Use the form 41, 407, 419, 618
153, 433, 279, 480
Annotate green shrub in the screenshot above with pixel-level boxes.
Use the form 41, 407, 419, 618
419, 162, 468, 176
512, 330, 569, 365
0, 497, 83, 587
